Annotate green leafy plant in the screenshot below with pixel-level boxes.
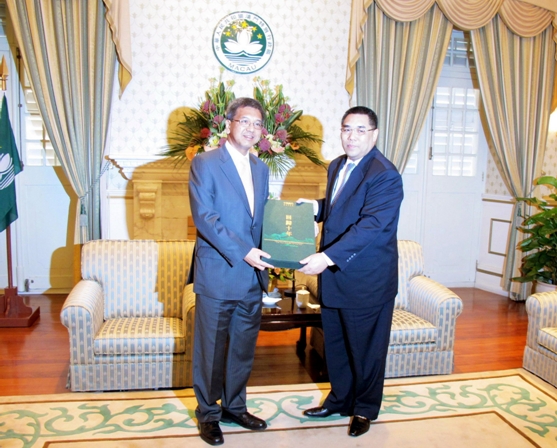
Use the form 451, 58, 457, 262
513, 175, 557, 285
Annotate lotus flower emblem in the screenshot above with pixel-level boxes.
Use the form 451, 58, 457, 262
0, 152, 14, 189
224, 28, 262, 55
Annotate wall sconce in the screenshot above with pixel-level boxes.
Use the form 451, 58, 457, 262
0, 56, 7, 91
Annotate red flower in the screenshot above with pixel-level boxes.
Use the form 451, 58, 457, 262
200, 128, 211, 138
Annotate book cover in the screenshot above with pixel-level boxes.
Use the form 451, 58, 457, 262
262, 200, 316, 269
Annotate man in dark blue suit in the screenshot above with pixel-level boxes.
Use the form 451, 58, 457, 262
189, 97, 274, 445
298, 106, 403, 437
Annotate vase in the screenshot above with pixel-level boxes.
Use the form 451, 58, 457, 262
534, 281, 557, 294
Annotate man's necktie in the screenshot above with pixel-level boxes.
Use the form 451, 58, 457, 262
331, 162, 355, 203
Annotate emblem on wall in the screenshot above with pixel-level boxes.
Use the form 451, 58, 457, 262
212, 11, 274, 74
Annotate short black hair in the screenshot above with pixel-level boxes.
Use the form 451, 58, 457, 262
341, 106, 378, 129
226, 97, 266, 121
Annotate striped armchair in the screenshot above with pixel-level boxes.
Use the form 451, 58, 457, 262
300, 240, 464, 377
61, 240, 195, 392
523, 292, 557, 386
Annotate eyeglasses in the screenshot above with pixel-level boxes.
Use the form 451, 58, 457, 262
232, 118, 263, 130
341, 127, 376, 135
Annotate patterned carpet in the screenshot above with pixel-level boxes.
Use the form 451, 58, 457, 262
1, 369, 556, 447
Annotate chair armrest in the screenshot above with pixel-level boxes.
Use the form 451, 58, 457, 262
182, 283, 196, 362
60, 280, 104, 364
525, 292, 557, 348
407, 276, 463, 350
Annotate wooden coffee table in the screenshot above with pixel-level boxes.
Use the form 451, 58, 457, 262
260, 295, 322, 353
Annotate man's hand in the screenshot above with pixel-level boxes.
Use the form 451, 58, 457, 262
296, 198, 318, 215
244, 248, 274, 271
298, 253, 329, 275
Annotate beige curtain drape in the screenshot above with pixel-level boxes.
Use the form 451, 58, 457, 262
6, 0, 117, 242
471, 18, 555, 301
349, 0, 556, 301
103, 0, 133, 97
347, 0, 555, 96
355, 4, 452, 170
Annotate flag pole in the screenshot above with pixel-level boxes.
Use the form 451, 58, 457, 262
0, 55, 39, 327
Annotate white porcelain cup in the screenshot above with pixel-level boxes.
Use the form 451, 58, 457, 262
295, 289, 310, 309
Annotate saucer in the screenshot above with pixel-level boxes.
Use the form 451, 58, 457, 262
262, 297, 281, 305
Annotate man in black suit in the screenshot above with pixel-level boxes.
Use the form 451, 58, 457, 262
189, 97, 274, 445
298, 106, 403, 437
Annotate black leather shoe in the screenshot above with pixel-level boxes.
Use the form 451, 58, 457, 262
349, 415, 371, 437
221, 410, 267, 430
199, 421, 224, 445
303, 406, 338, 418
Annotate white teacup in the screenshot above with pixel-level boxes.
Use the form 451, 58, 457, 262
295, 289, 310, 309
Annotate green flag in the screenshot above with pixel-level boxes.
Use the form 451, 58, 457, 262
0, 95, 22, 233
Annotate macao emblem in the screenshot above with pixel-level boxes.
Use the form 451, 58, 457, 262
213, 12, 274, 74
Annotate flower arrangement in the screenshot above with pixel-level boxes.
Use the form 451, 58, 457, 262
163, 77, 236, 164
268, 267, 294, 282
161, 75, 326, 177
251, 77, 325, 176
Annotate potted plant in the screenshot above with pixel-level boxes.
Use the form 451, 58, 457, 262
513, 175, 557, 291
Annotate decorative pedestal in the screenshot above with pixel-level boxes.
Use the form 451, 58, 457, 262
0, 287, 40, 327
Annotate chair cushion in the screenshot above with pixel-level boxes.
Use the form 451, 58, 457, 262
538, 327, 557, 355
390, 309, 437, 345
94, 317, 185, 355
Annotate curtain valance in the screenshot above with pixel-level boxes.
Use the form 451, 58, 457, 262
347, 0, 556, 94
103, 0, 132, 96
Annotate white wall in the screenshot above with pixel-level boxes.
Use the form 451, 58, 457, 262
101, 0, 352, 239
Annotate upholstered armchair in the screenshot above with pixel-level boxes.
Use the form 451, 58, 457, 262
61, 240, 195, 392
523, 291, 557, 386
299, 240, 464, 377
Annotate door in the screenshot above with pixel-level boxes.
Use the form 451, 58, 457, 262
398, 31, 487, 286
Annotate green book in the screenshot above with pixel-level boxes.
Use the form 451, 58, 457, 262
262, 200, 316, 269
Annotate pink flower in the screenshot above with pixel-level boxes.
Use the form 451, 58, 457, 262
200, 128, 211, 138
258, 139, 271, 152
275, 129, 288, 141
278, 104, 291, 114
218, 137, 227, 147
201, 100, 216, 113
213, 115, 224, 124
275, 113, 285, 123
261, 128, 269, 136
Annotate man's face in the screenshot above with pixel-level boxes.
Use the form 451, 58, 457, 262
225, 106, 263, 155
340, 113, 379, 162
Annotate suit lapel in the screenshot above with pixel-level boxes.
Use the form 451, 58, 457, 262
330, 149, 378, 211
218, 147, 253, 217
